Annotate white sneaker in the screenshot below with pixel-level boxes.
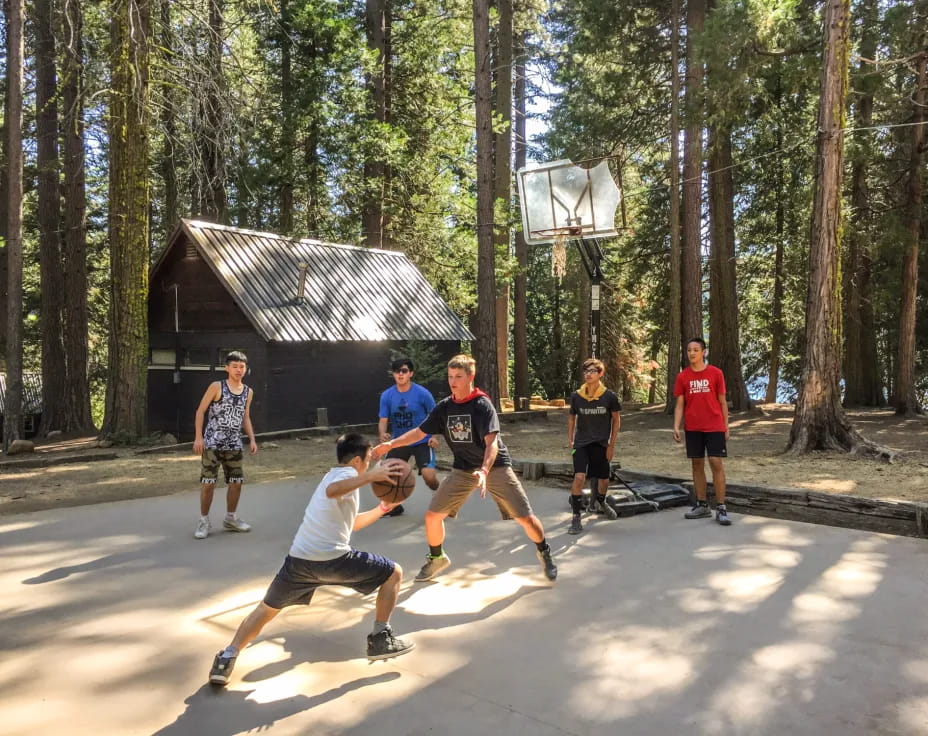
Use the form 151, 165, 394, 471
194, 518, 211, 539
223, 516, 252, 533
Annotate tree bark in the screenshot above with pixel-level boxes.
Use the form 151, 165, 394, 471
707, 126, 750, 410
493, 0, 512, 399
473, 0, 499, 404
278, 0, 295, 234
60, 0, 94, 432
680, 0, 705, 348
512, 30, 529, 402
35, 0, 69, 435
362, 0, 391, 248
787, 0, 878, 455
892, 19, 927, 416
843, 0, 878, 406
0, 0, 8, 359
103, 0, 151, 440
765, 71, 785, 404
665, 0, 682, 413
158, 0, 178, 235
4, 0, 24, 448
196, 0, 226, 222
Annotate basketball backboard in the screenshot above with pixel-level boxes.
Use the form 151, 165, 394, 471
516, 159, 620, 245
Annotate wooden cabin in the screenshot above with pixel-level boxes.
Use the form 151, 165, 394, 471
0, 372, 43, 438
147, 219, 472, 440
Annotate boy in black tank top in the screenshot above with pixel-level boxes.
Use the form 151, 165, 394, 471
192, 351, 259, 539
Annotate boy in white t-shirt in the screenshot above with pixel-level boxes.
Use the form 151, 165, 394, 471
208, 434, 413, 686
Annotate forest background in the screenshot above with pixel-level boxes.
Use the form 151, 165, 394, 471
0, 0, 925, 458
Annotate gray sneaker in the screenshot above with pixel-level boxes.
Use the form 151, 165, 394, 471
223, 516, 252, 533
598, 497, 618, 520
716, 506, 732, 526
194, 518, 211, 539
414, 554, 451, 582
684, 503, 711, 519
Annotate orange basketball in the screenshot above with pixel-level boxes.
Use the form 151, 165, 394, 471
371, 459, 416, 504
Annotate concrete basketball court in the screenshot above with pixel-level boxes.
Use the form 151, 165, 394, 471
2, 475, 928, 736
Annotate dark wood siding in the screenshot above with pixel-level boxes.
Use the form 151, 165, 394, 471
147, 332, 267, 439
148, 234, 252, 333
265, 340, 460, 429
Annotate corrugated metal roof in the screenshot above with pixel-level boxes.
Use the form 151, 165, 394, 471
155, 220, 473, 343
0, 373, 43, 414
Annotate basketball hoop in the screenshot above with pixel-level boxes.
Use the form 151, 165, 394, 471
552, 232, 568, 278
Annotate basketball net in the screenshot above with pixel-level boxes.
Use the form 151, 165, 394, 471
552, 233, 568, 279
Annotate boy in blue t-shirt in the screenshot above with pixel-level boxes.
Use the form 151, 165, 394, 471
378, 358, 441, 516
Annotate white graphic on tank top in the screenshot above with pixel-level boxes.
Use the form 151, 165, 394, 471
203, 380, 249, 450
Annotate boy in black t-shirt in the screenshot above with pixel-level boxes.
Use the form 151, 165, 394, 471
567, 358, 621, 534
372, 354, 557, 583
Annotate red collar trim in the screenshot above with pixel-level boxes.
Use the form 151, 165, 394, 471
451, 388, 488, 404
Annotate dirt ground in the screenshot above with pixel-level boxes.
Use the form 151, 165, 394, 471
2, 404, 927, 516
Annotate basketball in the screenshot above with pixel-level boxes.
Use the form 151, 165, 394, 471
371, 459, 416, 504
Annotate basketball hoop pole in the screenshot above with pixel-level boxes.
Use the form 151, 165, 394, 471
575, 237, 605, 359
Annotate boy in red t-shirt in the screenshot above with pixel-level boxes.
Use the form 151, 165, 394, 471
673, 338, 731, 525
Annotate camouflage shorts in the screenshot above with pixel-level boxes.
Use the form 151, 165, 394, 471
200, 448, 245, 485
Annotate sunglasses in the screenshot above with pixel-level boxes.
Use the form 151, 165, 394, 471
583, 368, 602, 374
393, 368, 411, 374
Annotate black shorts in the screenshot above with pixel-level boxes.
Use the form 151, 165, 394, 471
684, 431, 727, 459
263, 551, 395, 609
572, 443, 610, 479
387, 443, 436, 472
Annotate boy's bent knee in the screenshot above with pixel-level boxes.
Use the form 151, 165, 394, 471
390, 563, 403, 580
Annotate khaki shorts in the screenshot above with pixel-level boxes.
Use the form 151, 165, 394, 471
429, 467, 533, 520
200, 448, 245, 485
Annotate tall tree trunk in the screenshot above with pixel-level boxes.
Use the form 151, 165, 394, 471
103, 0, 151, 440
305, 29, 323, 235
196, 0, 226, 221
158, 0, 178, 235
843, 0, 877, 406
493, 0, 512, 399
893, 14, 927, 416
787, 0, 875, 455
665, 0, 682, 413
512, 30, 529, 402
278, 0, 294, 234
60, 0, 94, 432
680, 0, 705, 347
473, 0, 499, 403
4, 0, 24, 448
766, 68, 787, 405
0, 0, 8, 359
362, 0, 390, 247
35, 0, 68, 435
707, 126, 750, 410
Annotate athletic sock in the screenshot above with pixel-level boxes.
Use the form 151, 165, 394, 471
595, 493, 607, 504
696, 500, 708, 507
221, 646, 239, 658
225, 512, 236, 520
429, 544, 444, 558
535, 539, 549, 553
717, 503, 727, 510
372, 621, 390, 635
569, 494, 584, 513
200, 515, 210, 522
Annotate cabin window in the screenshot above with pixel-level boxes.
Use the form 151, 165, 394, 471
184, 348, 213, 368
150, 348, 176, 366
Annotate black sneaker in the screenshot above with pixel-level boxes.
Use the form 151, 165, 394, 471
209, 650, 237, 686
367, 629, 415, 660
385, 504, 405, 517
716, 506, 732, 526
568, 514, 583, 535
536, 547, 558, 581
